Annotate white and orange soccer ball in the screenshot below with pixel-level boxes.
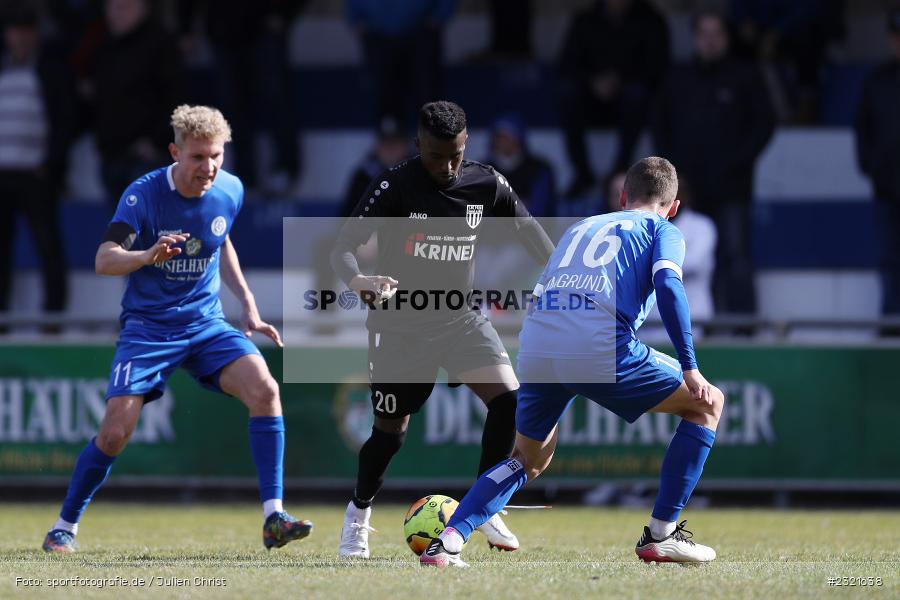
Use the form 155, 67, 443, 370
403, 494, 459, 555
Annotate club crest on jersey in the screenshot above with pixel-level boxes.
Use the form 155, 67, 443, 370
185, 237, 202, 256
466, 204, 483, 229
211, 216, 227, 236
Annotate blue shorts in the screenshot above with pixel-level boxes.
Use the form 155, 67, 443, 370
515, 347, 683, 441
106, 318, 262, 402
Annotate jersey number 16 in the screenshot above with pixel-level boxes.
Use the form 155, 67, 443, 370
558, 219, 635, 269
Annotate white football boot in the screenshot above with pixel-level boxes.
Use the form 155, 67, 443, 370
635, 520, 716, 563
419, 533, 470, 569
477, 512, 520, 551
338, 501, 376, 558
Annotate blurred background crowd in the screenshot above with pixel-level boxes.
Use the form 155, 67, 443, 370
1, 0, 899, 340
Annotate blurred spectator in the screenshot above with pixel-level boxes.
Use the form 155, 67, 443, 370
482, 0, 532, 61
558, 0, 670, 198
484, 114, 555, 217
44, 0, 104, 55
652, 10, 774, 319
669, 177, 716, 325
0, 3, 75, 326
313, 118, 411, 324
339, 117, 411, 217
730, 0, 845, 123
178, 1, 304, 196
82, 0, 185, 205
346, 0, 456, 127
604, 171, 627, 214
855, 7, 900, 333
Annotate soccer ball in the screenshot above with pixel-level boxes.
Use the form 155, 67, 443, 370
403, 494, 459, 555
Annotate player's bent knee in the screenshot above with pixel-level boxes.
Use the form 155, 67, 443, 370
511, 448, 548, 481
696, 385, 725, 428
523, 456, 551, 481
374, 415, 410, 435
96, 426, 132, 456
711, 385, 725, 418
243, 376, 280, 415
260, 376, 280, 404
524, 464, 545, 481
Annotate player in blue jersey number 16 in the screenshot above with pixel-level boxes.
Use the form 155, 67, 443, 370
422, 157, 724, 568
41, 105, 312, 554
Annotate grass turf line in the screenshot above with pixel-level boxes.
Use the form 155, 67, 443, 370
0, 504, 897, 599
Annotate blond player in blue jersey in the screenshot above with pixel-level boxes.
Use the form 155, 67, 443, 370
42, 106, 312, 553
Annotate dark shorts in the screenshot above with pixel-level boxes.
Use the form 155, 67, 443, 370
368, 312, 511, 417
106, 318, 262, 403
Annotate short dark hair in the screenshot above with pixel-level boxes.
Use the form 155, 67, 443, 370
418, 101, 467, 139
624, 157, 678, 206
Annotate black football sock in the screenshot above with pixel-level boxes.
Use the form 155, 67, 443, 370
477, 390, 518, 477
353, 427, 406, 509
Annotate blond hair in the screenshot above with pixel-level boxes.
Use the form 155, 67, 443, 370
624, 156, 678, 206
170, 105, 232, 145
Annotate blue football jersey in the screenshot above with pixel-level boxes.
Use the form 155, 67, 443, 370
519, 210, 685, 367
109, 164, 244, 328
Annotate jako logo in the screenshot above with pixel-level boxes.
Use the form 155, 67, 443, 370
409, 212, 428, 219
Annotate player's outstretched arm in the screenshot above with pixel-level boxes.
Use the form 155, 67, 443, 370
94, 233, 190, 277
495, 174, 555, 264
513, 217, 555, 265
220, 235, 283, 347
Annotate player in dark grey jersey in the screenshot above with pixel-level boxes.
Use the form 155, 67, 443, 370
332, 101, 554, 558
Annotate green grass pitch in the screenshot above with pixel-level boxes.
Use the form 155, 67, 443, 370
1, 503, 897, 599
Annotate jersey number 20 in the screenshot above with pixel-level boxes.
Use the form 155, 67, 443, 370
558, 219, 635, 269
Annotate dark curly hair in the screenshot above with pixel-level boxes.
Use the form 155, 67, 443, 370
418, 101, 467, 140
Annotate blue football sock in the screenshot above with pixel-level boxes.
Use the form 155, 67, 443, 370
59, 437, 116, 524
652, 420, 716, 522
249, 416, 285, 503
446, 458, 528, 541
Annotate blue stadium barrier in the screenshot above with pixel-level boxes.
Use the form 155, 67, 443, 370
753, 200, 877, 268
818, 62, 876, 127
